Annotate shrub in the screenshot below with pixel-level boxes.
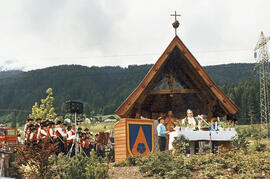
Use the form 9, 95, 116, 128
48, 150, 108, 179
136, 151, 175, 177
231, 131, 249, 152
133, 148, 270, 178
126, 155, 142, 166
172, 135, 190, 154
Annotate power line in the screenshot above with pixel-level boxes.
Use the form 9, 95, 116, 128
0, 48, 252, 61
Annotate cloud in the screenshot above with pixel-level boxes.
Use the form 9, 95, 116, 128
0, 0, 269, 70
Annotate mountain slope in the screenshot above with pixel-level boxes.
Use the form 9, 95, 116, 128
0, 63, 258, 124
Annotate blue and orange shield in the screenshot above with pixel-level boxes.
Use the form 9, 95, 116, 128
127, 121, 154, 157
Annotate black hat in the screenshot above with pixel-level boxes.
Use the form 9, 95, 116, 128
63, 123, 67, 126
36, 118, 42, 121
28, 118, 34, 121
41, 122, 47, 127
49, 121, 55, 125
78, 127, 82, 130
84, 128, 89, 131
56, 121, 62, 125
95, 134, 98, 136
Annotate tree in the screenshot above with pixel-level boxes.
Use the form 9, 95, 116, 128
29, 88, 57, 122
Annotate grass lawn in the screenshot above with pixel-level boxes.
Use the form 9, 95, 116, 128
80, 121, 116, 134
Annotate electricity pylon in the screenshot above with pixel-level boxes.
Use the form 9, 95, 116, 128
254, 31, 270, 139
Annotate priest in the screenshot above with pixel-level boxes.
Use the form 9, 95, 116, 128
182, 109, 198, 130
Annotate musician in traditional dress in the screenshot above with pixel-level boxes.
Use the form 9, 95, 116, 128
84, 128, 90, 135
24, 118, 33, 142
29, 126, 38, 145
82, 137, 91, 157
67, 124, 76, 156
182, 109, 198, 130
55, 121, 67, 154
47, 121, 57, 142
39, 122, 48, 141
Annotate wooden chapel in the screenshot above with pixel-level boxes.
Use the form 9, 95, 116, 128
114, 14, 239, 162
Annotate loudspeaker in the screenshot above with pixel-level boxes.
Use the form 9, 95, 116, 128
66, 100, 83, 114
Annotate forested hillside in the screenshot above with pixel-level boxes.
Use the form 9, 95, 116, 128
0, 63, 259, 125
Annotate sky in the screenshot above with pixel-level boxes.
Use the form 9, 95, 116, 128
0, 0, 270, 71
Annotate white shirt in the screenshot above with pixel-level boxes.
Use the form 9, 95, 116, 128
17, 136, 22, 144
182, 117, 197, 126
67, 129, 75, 141
37, 126, 41, 139
55, 127, 67, 137
49, 128, 56, 137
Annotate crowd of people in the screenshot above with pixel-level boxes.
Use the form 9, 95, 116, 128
23, 118, 111, 157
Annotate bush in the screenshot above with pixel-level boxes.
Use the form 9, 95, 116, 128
136, 151, 175, 177
48, 150, 108, 179
172, 135, 190, 154
232, 129, 249, 152
132, 148, 270, 178
126, 155, 142, 166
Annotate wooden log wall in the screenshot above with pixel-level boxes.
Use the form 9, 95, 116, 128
114, 119, 128, 162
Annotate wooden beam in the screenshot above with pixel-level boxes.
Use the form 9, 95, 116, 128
149, 89, 199, 95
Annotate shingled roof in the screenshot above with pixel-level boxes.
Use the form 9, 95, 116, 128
116, 36, 239, 119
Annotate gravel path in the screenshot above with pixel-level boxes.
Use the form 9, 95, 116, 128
108, 166, 152, 179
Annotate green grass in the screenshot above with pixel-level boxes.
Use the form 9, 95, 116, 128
80, 121, 116, 134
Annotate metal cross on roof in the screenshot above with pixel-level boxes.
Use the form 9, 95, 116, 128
170, 11, 181, 36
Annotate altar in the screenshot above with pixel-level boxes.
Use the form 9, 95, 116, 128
169, 129, 237, 153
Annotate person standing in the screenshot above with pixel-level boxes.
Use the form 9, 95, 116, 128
24, 118, 33, 142
157, 117, 167, 151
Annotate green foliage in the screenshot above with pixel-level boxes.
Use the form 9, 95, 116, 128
172, 135, 190, 154
126, 155, 142, 166
232, 128, 249, 152
0, 63, 262, 125
254, 140, 266, 152
112, 161, 128, 167
136, 151, 175, 177
122, 147, 270, 178
29, 88, 57, 122
48, 150, 108, 179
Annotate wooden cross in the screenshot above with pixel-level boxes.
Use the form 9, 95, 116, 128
171, 11, 181, 36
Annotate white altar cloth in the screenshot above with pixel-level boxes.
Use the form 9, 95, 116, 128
168, 129, 237, 150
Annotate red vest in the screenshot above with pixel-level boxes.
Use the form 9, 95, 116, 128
47, 128, 54, 137
83, 141, 90, 148
55, 129, 61, 137
67, 130, 76, 144
40, 130, 47, 138
30, 132, 37, 141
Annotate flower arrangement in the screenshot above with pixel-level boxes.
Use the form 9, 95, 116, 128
222, 121, 235, 130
